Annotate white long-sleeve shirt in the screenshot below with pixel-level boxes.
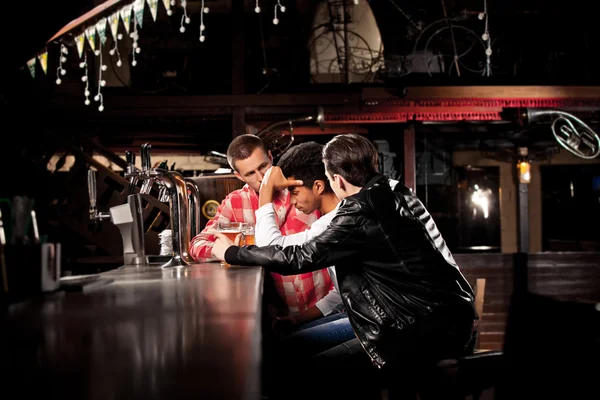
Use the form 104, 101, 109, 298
255, 202, 342, 316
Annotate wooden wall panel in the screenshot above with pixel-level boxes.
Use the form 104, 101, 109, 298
454, 252, 600, 351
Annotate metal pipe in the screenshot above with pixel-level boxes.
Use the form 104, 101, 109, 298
149, 169, 193, 268
185, 178, 201, 237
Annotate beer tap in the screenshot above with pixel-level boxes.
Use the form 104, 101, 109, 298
125, 150, 139, 194
156, 160, 170, 203
139, 143, 156, 195
137, 143, 194, 268
88, 170, 111, 223
88, 169, 148, 266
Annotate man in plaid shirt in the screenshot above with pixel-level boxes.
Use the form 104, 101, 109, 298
189, 134, 333, 317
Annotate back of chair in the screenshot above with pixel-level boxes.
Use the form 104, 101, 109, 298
473, 278, 486, 349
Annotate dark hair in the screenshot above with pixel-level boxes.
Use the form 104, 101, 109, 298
277, 142, 332, 193
226, 134, 267, 171
323, 134, 379, 187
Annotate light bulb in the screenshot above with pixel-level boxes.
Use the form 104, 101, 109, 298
95, 50, 100, 56
62, 47, 69, 54
109, 49, 115, 55
94, 94, 100, 101
81, 76, 88, 82
101, 80, 106, 87
281, 6, 286, 12
204, 7, 209, 13
117, 60, 122, 67
478, 13, 485, 20
482, 33, 489, 41
200, 35, 206, 42
60, 56, 67, 63
135, 47, 141, 54
85, 99, 91, 105
132, 60, 137, 67
185, 17, 191, 24
485, 48, 492, 56
56, 78, 62, 85
181, 1, 186, 6
167, 10, 172, 16
85, 90, 90, 96
79, 62, 86, 68
170, 0, 175, 5
98, 105, 104, 112
180, 26, 186, 33
60, 69, 66, 76
101, 65, 107, 71
255, 6, 261, 13
200, 24, 205, 31
117, 33, 123, 40
273, 18, 279, 25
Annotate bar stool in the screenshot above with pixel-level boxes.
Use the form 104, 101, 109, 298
382, 279, 505, 400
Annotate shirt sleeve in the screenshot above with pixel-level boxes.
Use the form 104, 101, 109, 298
314, 287, 343, 316
255, 203, 316, 247
189, 194, 235, 261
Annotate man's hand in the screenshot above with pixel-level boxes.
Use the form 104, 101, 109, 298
263, 166, 303, 190
259, 166, 303, 207
211, 233, 236, 261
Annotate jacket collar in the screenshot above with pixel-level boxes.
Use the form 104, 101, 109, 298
360, 174, 388, 192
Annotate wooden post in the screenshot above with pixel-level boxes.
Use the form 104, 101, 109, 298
403, 125, 416, 192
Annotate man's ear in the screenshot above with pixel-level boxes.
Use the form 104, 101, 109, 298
268, 150, 273, 164
233, 171, 244, 182
313, 180, 325, 195
335, 174, 346, 191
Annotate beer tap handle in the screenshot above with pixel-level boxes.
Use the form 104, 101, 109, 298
141, 143, 152, 172
126, 150, 135, 169
88, 169, 98, 214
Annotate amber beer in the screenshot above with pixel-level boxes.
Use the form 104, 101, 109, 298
220, 229, 241, 242
242, 234, 255, 246
240, 223, 255, 246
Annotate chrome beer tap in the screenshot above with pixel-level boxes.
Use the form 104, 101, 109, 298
125, 150, 139, 194
88, 169, 111, 223
88, 169, 148, 266
137, 143, 194, 268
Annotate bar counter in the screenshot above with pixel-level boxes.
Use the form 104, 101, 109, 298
0, 263, 264, 400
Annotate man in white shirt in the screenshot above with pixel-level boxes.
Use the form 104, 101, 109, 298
256, 142, 354, 352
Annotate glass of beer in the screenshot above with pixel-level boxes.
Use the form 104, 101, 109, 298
216, 221, 242, 267
240, 223, 255, 246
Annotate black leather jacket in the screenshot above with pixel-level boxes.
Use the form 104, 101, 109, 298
226, 174, 476, 368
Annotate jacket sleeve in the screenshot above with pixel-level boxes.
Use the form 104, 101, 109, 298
225, 201, 366, 275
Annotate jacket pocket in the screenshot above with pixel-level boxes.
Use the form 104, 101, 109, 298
361, 288, 393, 329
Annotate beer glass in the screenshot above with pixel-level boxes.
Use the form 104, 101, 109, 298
240, 223, 255, 246
216, 221, 242, 267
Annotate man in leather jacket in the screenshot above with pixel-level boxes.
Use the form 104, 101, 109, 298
212, 134, 478, 396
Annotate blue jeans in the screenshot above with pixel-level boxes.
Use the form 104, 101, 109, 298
279, 312, 356, 357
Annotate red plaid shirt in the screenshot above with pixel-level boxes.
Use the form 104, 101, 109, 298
189, 184, 333, 315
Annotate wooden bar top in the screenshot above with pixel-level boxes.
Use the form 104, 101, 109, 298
0, 263, 264, 400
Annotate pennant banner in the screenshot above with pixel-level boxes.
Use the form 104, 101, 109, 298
147, 0, 159, 22
27, 58, 36, 78
161, 0, 171, 15
75, 32, 86, 58
133, 0, 145, 28
109, 11, 120, 40
120, 4, 133, 34
38, 51, 48, 75
85, 26, 97, 52
96, 18, 108, 45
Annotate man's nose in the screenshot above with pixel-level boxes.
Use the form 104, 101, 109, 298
256, 170, 264, 181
